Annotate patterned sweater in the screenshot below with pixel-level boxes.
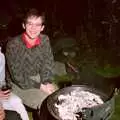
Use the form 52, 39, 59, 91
6, 34, 54, 89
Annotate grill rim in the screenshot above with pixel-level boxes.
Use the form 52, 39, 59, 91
47, 85, 114, 120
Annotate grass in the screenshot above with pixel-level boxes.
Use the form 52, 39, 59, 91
96, 65, 120, 78
28, 112, 32, 120
110, 93, 120, 120
96, 66, 120, 120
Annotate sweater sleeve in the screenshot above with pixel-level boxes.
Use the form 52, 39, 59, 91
6, 40, 21, 87
40, 35, 55, 84
6, 39, 34, 89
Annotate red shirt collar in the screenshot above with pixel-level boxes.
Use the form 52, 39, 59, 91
22, 32, 41, 48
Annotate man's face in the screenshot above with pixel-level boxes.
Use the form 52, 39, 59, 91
23, 16, 44, 39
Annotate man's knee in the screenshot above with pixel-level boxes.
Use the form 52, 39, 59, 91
9, 93, 22, 104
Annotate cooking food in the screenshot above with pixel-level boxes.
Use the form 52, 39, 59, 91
55, 88, 104, 120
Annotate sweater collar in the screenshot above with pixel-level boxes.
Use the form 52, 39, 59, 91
22, 32, 41, 48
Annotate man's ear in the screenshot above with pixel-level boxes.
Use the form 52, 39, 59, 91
22, 23, 25, 29
41, 25, 45, 32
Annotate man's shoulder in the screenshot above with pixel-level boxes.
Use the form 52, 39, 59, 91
13, 35, 22, 41
40, 34, 50, 44
7, 35, 22, 46
40, 34, 49, 40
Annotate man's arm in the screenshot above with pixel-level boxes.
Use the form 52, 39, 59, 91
40, 35, 55, 84
0, 48, 6, 86
0, 107, 5, 120
5, 39, 33, 89
40, 35, 57, 94
6, 40, 21, 87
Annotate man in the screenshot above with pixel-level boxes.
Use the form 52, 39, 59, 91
6, 8, 57, 111
0, 47, 29, 120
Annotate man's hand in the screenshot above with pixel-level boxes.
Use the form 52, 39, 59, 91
40, 83, 57, 94
0, 90, 11, 100
0, 107, 5, 120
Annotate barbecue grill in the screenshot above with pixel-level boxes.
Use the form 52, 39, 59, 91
46, 85, 115, 120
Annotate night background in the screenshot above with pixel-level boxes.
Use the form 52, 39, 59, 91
0, 0, 120, 54
1, 0, 120, 72
1, 0, 120, 119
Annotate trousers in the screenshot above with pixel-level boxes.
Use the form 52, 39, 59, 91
11, 83, 49, 109
1, 93, 29, 120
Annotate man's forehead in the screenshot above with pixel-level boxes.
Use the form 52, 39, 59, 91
27, 16, 42, 23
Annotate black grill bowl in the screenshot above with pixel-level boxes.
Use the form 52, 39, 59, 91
47, 85, 115, 120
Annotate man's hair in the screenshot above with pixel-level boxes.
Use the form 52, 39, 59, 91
23, 8, 45, 25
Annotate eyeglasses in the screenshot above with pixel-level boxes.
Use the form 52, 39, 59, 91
26, 22, 42, 27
